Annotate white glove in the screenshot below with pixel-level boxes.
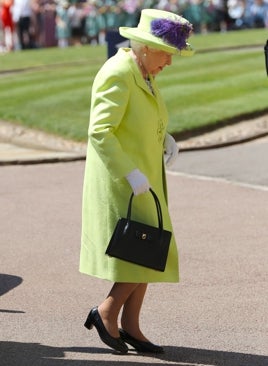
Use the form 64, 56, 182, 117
126, 169, 151, 196
164, 133, 179, 167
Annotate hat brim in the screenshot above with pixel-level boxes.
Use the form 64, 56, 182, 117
119, 27, 194, 56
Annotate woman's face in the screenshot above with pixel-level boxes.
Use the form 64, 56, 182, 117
143, 47, 173, 76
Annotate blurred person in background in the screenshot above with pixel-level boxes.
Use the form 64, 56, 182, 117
181, 0, 204, 33
0, 0, 15, 50
12, 0, 33, 49
227, 0, 246, 29
104, 0, 123, 30
41, 0, 57, 47
84, 0, 100, 44
68, 0, 86, 45
120, 0, 141, 27
31, 0, 43, 47
55, 0, 70, 47
247, 0, 268, 28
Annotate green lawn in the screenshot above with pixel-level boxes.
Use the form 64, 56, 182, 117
0, 28, 267, 141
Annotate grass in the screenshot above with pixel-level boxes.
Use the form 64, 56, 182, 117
0, 28, 267, 141
163, 47, 267, 136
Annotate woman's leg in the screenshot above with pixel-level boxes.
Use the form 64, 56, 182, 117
120, 283, 148, 341
119, 284, 164, 353
91, 282, 163, 352
97, 282, 140, 338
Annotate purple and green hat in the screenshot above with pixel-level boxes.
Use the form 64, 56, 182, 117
119, 9, 194, 56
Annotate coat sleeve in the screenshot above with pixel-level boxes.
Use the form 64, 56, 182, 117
88, 68, 137, 181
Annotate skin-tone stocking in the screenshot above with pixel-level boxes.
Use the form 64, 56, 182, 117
121, 283, 148, 341
97, 282, 148, 341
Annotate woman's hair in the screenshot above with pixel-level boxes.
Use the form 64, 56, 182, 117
130, 39, 145, 53
130, 39, 164, 54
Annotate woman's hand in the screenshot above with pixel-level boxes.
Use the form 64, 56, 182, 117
164, 133, 179, 167
126, 169, 151, 195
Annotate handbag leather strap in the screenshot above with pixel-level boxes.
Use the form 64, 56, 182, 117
126, 189, 164, 231
265, 40, 268, 76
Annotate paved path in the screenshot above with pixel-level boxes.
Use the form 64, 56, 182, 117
1, 121, 268, 366
171, 135, 268, 189
1, 114, 268, 164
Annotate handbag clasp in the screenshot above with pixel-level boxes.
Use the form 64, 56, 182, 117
135, 230, 151, 241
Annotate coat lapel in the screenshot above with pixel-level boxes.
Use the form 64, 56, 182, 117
127, 54, 156, 97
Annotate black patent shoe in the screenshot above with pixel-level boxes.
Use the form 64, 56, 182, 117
119, 329, 164, 354
84, 307, 128, 354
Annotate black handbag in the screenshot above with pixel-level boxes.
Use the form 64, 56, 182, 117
105, 189, 171, 272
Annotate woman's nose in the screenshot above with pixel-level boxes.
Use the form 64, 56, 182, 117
166, 54, 172, 66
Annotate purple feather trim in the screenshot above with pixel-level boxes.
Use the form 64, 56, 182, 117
151, 18, 193, 50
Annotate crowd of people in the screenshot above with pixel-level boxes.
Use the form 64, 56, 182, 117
1, 0, 268, 52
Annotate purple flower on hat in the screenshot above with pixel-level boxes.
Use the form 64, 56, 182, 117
151, 18, 193, 50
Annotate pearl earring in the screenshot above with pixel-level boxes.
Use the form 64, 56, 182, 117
143, 53, 147, 57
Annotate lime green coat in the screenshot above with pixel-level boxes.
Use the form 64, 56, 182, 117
80, 48, 179, 283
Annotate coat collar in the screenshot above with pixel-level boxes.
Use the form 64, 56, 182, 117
121, 48, 158, 98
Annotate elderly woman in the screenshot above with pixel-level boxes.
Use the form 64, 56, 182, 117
80, 8, 194, 354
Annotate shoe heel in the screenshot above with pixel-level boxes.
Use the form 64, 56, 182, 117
84, 313, 93, 330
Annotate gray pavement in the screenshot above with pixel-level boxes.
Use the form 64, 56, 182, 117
0, 120, 87, 165
1, 119, 268, 366
171, 135, 268, 189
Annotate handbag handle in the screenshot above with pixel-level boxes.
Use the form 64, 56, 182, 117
126, 188, 164, 231
265, 40, 268, 76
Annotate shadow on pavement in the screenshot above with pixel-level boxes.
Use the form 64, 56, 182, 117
0, 342, 267, 366
158, 346, 268, 366
0, 273, 25, 314
0, 273, 23, 296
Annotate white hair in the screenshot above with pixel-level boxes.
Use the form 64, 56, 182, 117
130, 39, 146, 52
130, 39, 160, 54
